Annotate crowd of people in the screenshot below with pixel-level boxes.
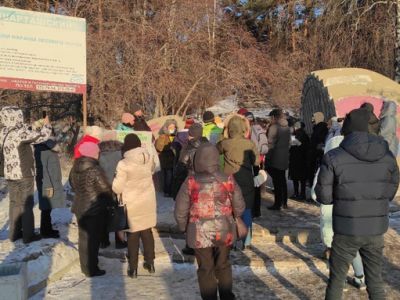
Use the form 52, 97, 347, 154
0, 100, 399, 299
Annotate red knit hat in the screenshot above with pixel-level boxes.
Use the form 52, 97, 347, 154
184, 118, 195, 129
237, 108, 248, 116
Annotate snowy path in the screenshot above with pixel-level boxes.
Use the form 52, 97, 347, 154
2, 177, 400, 299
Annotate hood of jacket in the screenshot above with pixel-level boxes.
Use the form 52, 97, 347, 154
99, 140, 123, 153
340, 132, 388, 162
277, 117, 289, 127
123, 147, 150, 165
193, 143, 219, 174
313, 112, 325, 125
74, 156, 99, 173
361, 102, 374, 113
45, 139, 61, 153
188, 136, 205, 149
0, 106, 24, 128
326, 122, 342, 141
227, 116, 246, 138
380, 101, 397, 118
159, 119, 178, 135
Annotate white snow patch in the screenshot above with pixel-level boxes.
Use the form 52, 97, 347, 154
0, 178, 79, 291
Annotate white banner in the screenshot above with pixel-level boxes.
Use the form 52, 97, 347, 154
0, 7, 86, 94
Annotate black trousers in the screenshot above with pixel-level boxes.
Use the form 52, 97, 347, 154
40, 209, 53, 233
101, 225, 125, 246
78, 214, 105, 276
163, 168, 173, 196
266, 167, 287, 208
127, 229, 155, 270
194, 246, 235, 300
293, 180, 306, 198
8, 178, 35, 243
326, 234, 385, 300
252, 165, 261, 217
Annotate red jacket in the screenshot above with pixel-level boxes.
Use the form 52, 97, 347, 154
74, 135, 100, 159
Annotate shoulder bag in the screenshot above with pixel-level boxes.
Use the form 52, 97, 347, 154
107, 194, 129, 232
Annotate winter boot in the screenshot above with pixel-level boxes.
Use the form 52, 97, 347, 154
127, 268, 138, 278
23, 233, 42, 244
349, 276, 366, 291
182, 245, 195, 256
143, 262, 155, 274
40, 210, 60, 238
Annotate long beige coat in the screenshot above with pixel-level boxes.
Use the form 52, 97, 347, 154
112, 147, 157, 233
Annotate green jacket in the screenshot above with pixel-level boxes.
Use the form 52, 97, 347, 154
217, 116, 260, 209
203, 122, 222, 145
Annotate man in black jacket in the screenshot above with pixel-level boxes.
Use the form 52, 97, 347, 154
316, 108, 399, 300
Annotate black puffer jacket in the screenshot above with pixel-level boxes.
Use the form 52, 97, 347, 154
316, 132, 399, 236
69, 157, 114, 219
172, 137, 208, 199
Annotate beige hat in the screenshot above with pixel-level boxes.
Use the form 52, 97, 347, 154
313, 112, 325, 124
101, 130, 117, 141
85, 126, 103, 140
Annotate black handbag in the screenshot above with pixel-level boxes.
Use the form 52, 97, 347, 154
107, 195, 129, 232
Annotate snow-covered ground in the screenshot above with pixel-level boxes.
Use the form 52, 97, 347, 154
1, 175, 400, 299
0, 177, 179, 296
0, 178, 78, 292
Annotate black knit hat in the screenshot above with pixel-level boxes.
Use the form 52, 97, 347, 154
244, 111, 255, 121
341, 108, 369, 136
122, 133, 141, 154
360, 102, 374, 113
269, 108, 283, 118
203, 111, 215, 123
188, 123, 203, 139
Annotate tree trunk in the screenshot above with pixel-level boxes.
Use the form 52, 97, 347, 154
395, 0, 400, 82
176, 75, 206, 115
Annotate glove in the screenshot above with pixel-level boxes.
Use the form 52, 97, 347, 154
45, 188, 54, 198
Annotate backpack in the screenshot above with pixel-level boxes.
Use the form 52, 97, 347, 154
251, 124, 268, 155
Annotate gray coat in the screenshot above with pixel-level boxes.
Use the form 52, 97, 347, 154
379, 101, 399, 157
34, 140, 65, 210
99, 141, 123, 184
265, 118, 291, 170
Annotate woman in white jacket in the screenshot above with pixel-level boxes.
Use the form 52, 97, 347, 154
112, 133, 157, 278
